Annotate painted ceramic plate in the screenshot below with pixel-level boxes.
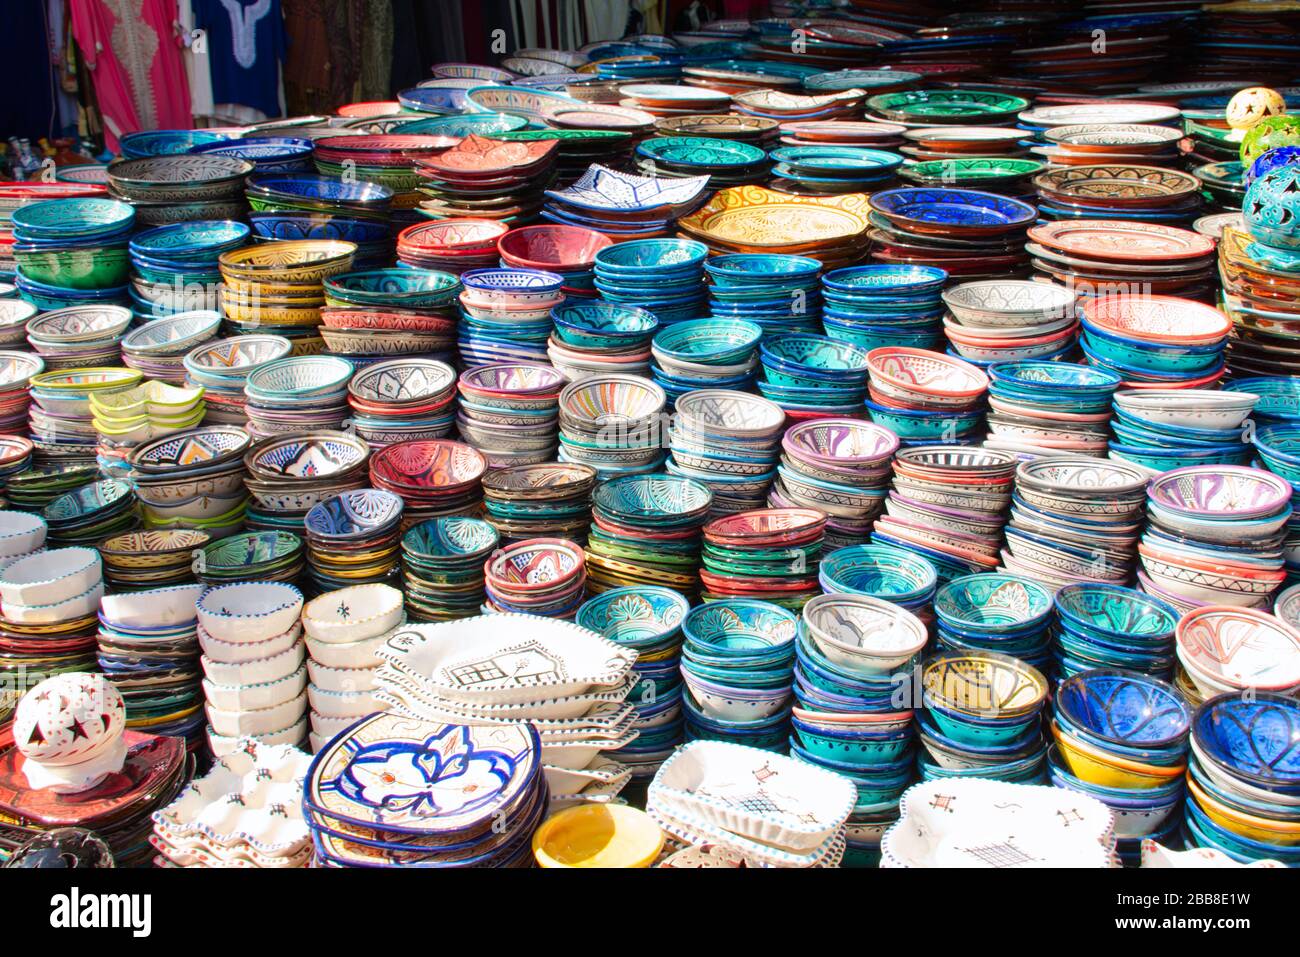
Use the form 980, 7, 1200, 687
1026, 221, 1215, 263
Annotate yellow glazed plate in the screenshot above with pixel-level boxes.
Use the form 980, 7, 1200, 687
532, 803, 664, 868
218, 240, 357, 282
677, 185, 871, 249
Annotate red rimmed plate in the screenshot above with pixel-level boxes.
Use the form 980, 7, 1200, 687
1027, 220, 1215, 263
1082, 294, 1231, 343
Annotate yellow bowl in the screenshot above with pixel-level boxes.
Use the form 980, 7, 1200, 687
218, 240, 356, 283
1187, 778, 1300, 845
532, 804, 664, 868
90, 381, 205, 418
219, 297, 322, 325
222, 276, 326, 299
29, 367, 142, 391
1051, 722, 1185, 790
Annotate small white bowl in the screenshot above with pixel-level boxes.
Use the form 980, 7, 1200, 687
802, 594, 927, 672
201, 642, 305, 687
306, 684, 383, 719
0, 511, 46, 559
100, 583, 202, 630
208, 716, 308, 758
202, 665, 307, 711
206, 689, 308, 737
3, 580, 104, 624
197, 582, 304, 642
301, 583, 404, 644
305, 659, 377, 692
304, 627, 396, 669
199, 621, 302, 665
310, 709, 362, 740
0, 547, 101, 606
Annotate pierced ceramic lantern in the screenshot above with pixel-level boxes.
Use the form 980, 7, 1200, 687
1244, 164, 1300, 250
1226, 87, 1287, 133
12, 673, 127, 793
1241, 115, 1300, 167
1245, 145, 1300, 188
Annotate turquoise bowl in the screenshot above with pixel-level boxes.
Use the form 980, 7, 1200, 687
924, 697, 1044, 747
704, 253, 822, 286
594, 238, 708, 275
819, 543, 938, 602
653, 318, 762, 364
761, 334, 870, 376
682, 599, 798, 657
864, 400, 982, 439
324, 268, 461, 308
575, 586, 688, 648
1225, 377, 1300, 421
934, 573, 1052, 633
1081, 325, 1222, 374
1108, 442, 1243, 471
551, 300, 659, 348
1251, 423, 1300, 481
918, 748, 1047, 783
791, 724, 913, 767
1053, 583, 1178, 643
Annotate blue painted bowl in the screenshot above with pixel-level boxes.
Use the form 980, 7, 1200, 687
1054, 583, 1178, 642
988, 360, 1122, 394
704, 253, 821, 286
653, 318, 761, 363
325, 268, 461, 308
924, 698, 1044, 747
681, 599, 798, 657
120, 128, 232, 158
761, 334, 870, 376
870, 187, 1036, 231
594, 238, 709, 274
934, 573, 1051, 633
1184, 800, 1300, 863
918, 748, 1046, 784
918, 709, 1044, 760
1226, 376, 1300, 421
1082, 326, 1224, 374
1192, 692, 1300, 794
819, 543, 938, 603
824, 264, 948, 296
249, 213, 390, 244
575, 586, 688, 648
551, 301, 658, 348
246, 173, 394, 207
864, 400, 983, 439
1057, 670, 1191, 751
791, 724, 913, 767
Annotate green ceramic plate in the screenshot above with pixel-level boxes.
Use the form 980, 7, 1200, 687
900, 157, 1045, 185
868, 89, 1029, 123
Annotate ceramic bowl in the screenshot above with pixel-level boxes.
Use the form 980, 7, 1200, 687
1113, 389, 1256, 431
1057, 669, 1191, 751
3, 580, 104, 624
202, 665, 307, 712
1051, 721, 1184, 790
934, 574, 1051, 633
100, 583, 203, 630
201, 640, 306, 687
304, 629, 394, 669
801, 593, 926, 673
206, 689, 308, 738
1148, 466, 1291, 522
307, 685, 382, 719
305, 660, 377, 693
922, 649, 1047, 719
1177, 606, 1300, 695
575, 586, 689, 648
532, 803, 664, 868
818, 544, 938, 604
301, 583, 403, 643
198, 619, 302, 665
0, 546, 100, 606
1192, 691, 1300, 794
196, 582, 305, 642
682, 599, 798, 657
0, 512, 47, 560
1054, 583, 1178, 642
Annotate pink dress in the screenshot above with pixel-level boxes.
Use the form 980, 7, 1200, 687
69, 0, 193, 152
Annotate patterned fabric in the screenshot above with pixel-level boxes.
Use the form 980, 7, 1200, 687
68, 0, 192, 152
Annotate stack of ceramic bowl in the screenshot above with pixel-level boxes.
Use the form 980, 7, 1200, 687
647, 740, 853, 868
99, 528, 208, 591
1052, 583, 1180, 681
195, 529, 305, 586
481, 463, 595, 545
1033, 165, 1203, 224
767, 143, 901, 196
0, 349, 40, 434
305, 712, 547, 868
5, 463, 99, 513
413, 134, 559, 224
651, 319, 762, 402
197, 582, 307, 756
127, 425, 250, 537
300, 583, 403, 750
796, 593, 926, 847
704, 253, 824, 338
128, 221, 248, 321
585, 474, 711, 597
344, 357, 457, 448
0, 435, 33, 486
593, 239, 709, 328
1141, 466, 1291, 614
396, 218, 509, 275
456, 363, 564, 468
302, 489, 405, 592
243, 355, 355, 439
864, 347, 988, 446
819, 265, 946, 354
483, 537, 587, 618
498, 224, 613, 298
106, 155, 252, 226
218, 240, 356, 347
457, 267, 566, 367
0, 547, 104, 651
775, 419, 899, 544
668, 390, 785, 515
679, 600, 798, 751
369, 439, 486, 525
760, 334, 872, 420
97, 583, 205, 750
25, 304, 131, 371
11, 197, 134, 312
1034, 125, 1183, 169
701, 509, 826, 609
542, 164, 710, 238
547, 300, 658, 383
577, 586, 689, 780
312, 135, 450, 221
191, 135, 314, 174
557, 374, 667, 481
819, 542, 939, 630
318, 269, 460, 362
182, 334, 293, 425
1185, 692, 1300, 864
120, 310, 222, 384
934, 574, 1054, 672
984, 361, 1119, 457
1049, 668, 1191, 858
880, 445, 1016, 576
636, 136, 769, 188
247, 181, 394, 269
373, 614, 638, 802
1026, 221, 1216, 306
1004, 456, 1148, 591
241, 431, 370, 534
90, 381, 207, 476
400, 517, 499, 622
920, 650, 1050, 783
151, 738, 313, 868
942, 279, 1079, 367
27, 367, 142, 466
42, 479, 138, 547
1080, 295, 1231, 389
866, 187, 1035, 281
1111, 388, 1256, 474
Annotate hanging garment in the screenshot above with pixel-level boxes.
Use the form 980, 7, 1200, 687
177, 0, 215, 120
192, 0, 286, 118
281, 0, 356, 115
357, 0, 393, 103
68, 0, 193, 152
